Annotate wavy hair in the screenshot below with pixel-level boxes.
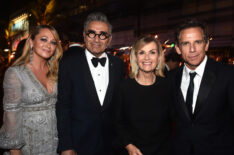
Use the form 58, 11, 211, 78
129, 35, 165, 79
13, 25, 63, 81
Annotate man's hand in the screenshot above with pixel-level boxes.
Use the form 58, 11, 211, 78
61, 150, 77, 155
126, 144, 143, 155
10, 149, 21, 155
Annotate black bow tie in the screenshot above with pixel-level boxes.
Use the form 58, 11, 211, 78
91, 57, 106, 67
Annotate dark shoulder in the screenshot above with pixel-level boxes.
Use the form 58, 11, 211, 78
63, 48, 84, 58
215, 60, 233, 71
156, 76, 167, 83
156, 75, 172, 86
65, 46, 84, 53
117, 77, 134, 89
108, 53, 125, 77
108, 53, 124, 64
207, 58, 234, 74
167, 66, 183, 78
60, 48, 84, 63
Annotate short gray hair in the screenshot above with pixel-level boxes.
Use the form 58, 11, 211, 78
83, 12, 112, 34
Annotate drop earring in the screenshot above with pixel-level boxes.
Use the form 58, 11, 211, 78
156, 64, 159, 70
30, 47, 33, 66
156, 59, 161, 70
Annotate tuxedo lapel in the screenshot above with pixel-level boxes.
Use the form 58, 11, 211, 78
81, 52, 102, 110
194, 59, 216, 119
102, 54, 115, 111
175, 66, 192, 121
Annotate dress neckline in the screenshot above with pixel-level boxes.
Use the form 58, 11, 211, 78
133, 76, 159, 87
25, 65, 56, 96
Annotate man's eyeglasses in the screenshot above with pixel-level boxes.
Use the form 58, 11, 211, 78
86, 30, 110, 40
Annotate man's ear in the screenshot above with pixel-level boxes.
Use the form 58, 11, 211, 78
83, 31, 86, 40
205, 40, 209, 51
107, 35, 112, 46
175, 44, 182, 55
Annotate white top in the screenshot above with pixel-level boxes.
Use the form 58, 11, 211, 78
85, 49, 109, 105
181, 56, 207, 113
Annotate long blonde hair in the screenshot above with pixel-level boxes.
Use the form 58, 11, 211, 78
13, 25, 63, 81
130, 35, 165, 78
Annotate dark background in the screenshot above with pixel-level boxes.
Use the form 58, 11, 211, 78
0, 0, 31, 21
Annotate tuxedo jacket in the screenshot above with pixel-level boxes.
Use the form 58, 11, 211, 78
56, 49, 125, 155
65, 45, 84, 53
170, 58, 234, 155
163, 67, 170, 77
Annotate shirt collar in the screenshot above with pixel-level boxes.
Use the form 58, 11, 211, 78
69, 43, 82, 48
165, 64, 170, 71
183, 55, 207, 79
85, 48, 107, 61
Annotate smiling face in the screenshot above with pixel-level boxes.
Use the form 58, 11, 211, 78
30, 28, 57, 60
83, 21, 112, 57
175, 27, 209, 70
136, 41, 159, 74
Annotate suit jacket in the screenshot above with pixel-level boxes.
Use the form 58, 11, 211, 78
163, 67, 170, 77
56, 49, 125, 155
65, 45, 84, 53
170, 58, 234, 155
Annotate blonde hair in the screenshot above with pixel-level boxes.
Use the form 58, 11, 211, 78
13, 25, 63, 81
130, 35, 165, 78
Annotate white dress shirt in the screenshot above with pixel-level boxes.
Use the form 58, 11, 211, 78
85, 49, 109, 106
181, 56, 207, 113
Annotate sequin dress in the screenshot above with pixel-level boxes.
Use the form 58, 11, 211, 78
0, 65, 58, 155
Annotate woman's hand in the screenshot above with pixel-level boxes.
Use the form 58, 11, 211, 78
10, 150, 21, 155
126, 144, 143, 155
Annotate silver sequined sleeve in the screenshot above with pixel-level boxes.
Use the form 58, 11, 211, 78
0, 67, 25, 149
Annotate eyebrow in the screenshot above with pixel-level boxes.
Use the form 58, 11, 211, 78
100, 31, 108, 34
180, 39, 203, 43
139, 48, 157, 51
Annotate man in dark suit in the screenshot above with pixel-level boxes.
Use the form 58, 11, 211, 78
171, 19, 234, 155
164, 49, 181, 76
64, 33, 84, 53
56, 12, 125, 155
64, 26, 84, 53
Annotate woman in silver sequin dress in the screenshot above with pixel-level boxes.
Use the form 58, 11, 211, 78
0, 25, 63, 155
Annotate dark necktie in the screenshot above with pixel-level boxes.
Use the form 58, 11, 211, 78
91, 57, 106, 67
186, 72, 197, 114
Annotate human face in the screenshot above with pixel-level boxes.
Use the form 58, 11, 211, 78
136, 42, 159, 74
175, 27, 209, 70
31, 28, 57, 60
83, 21, 112, 57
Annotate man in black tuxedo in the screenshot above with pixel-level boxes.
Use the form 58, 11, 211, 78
171, 19, 234, 155
164, 49, 181, 76
64, 33, 84, 53
64, 26, 84, 53
56, 12, 125, 155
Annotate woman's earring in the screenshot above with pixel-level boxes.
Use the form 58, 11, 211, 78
30, 47, 33, 66
156, 59, 161, 70
156, 64, 159, 70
